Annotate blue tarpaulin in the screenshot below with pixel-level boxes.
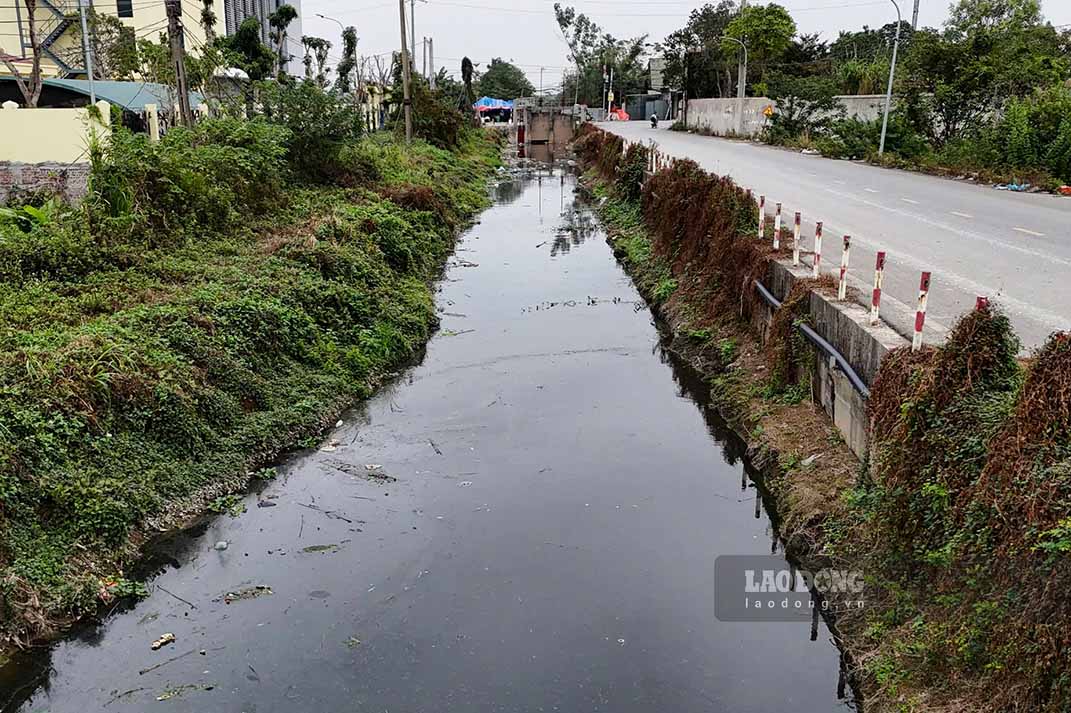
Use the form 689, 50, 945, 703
473, 96, 513, 112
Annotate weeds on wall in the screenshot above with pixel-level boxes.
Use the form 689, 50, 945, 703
578, 123, 1071, 711
854, 303, 1071, 710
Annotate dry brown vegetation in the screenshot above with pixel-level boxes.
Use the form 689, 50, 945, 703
576, 123, 1071, 712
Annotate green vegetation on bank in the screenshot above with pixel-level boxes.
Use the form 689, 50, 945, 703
576, 123, 1071, 711
0, 85, 499, 647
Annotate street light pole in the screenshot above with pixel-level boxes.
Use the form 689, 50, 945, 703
721, 35, 747, 135
878, 0, 901, 155
315, 11, 346, 73
316, 12, 343, 30
398, 0, 413, 142
77, 0, 96, 103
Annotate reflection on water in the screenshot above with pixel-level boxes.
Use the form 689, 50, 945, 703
552, 194, 598, 257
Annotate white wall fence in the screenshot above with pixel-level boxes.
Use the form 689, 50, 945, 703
685, 94, 894, 137
0, 100, 112, 163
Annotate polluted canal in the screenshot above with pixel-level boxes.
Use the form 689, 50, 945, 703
2, 153, 855, 712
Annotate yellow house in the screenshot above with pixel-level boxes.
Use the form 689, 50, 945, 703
0, 0, 224, 80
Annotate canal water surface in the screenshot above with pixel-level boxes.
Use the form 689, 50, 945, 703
1, 157, 855, 712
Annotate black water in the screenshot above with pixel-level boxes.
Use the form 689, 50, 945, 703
1, 157, 854, 712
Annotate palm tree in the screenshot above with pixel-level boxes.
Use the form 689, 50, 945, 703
268, 3, 298, 77
460, 56, 477, 114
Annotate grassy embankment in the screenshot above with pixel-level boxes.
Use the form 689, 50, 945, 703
0, 119, 500, 647
576, 123, 1071, 712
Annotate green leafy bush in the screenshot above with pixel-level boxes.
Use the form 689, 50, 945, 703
257, 80, 365, 181
765, 74, 843, 145
818, 113, 930, 161
87, 118, 290, 248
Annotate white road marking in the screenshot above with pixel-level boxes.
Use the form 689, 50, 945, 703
1013, 227, 1045, 237
864, 188, 879, 193
824, 187, 1071, 267
950, 211, 973, 218
821, 188, 1071, 332
901, 198, 919, 204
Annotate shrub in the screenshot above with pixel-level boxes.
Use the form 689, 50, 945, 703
256, 80, 364, 180
765, 74, 844, 145
87, 119, 290, 247
618, 143, 648, 202
820, 113, 931, 161
390, 81, 466, 150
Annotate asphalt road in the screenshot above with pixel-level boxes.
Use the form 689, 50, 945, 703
601, 121, 1071, 350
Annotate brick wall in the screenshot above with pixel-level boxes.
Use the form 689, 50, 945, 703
0, 162, 91, 204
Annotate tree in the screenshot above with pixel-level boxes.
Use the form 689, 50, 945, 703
946, 0, 1042, 37
219, 17, 275, 81
63, 10, 139, 80
0, 0, 43, 106
200, 0, 217, 43
476, 58, 534, 99
657, 2, 737, 98
268, 3, 298, 77
433, 67, 466, 110
780, 32, 830, 78
723, 3, 796, 81
554, 4, 648, 108
460, 56, 477, 114
302, 36, 331, 88
335, 26, 357, 93
899, 0, 1069, 146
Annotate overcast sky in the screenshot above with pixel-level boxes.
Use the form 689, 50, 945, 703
298, 0, 1071, 90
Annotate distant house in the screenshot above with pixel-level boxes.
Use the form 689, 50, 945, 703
0, 0, 301, 86
0, 0, 224, 81
648, 57, 669, 93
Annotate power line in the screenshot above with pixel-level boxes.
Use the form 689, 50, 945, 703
402, 0, 891, 17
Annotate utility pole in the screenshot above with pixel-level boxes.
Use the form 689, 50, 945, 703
539, 66, 544, 97
398, 0, 413, 142
737, 0, 747, 127
601, 62, 607, 116
608, 65, 613, 111
422, 37, 427, 79
879, 0, 902, 154
165, 0, 193, 126
421, 37, 430, 88
409, 0, 416, 75
722, 36, 747, 135
911, 0, 919, 29
77, 0, 95, 103
682, 51, 688, 127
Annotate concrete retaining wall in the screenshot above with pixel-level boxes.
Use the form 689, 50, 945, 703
686, 97, 773, 136
685, 94, 896, 138
757, 258, 908, 460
